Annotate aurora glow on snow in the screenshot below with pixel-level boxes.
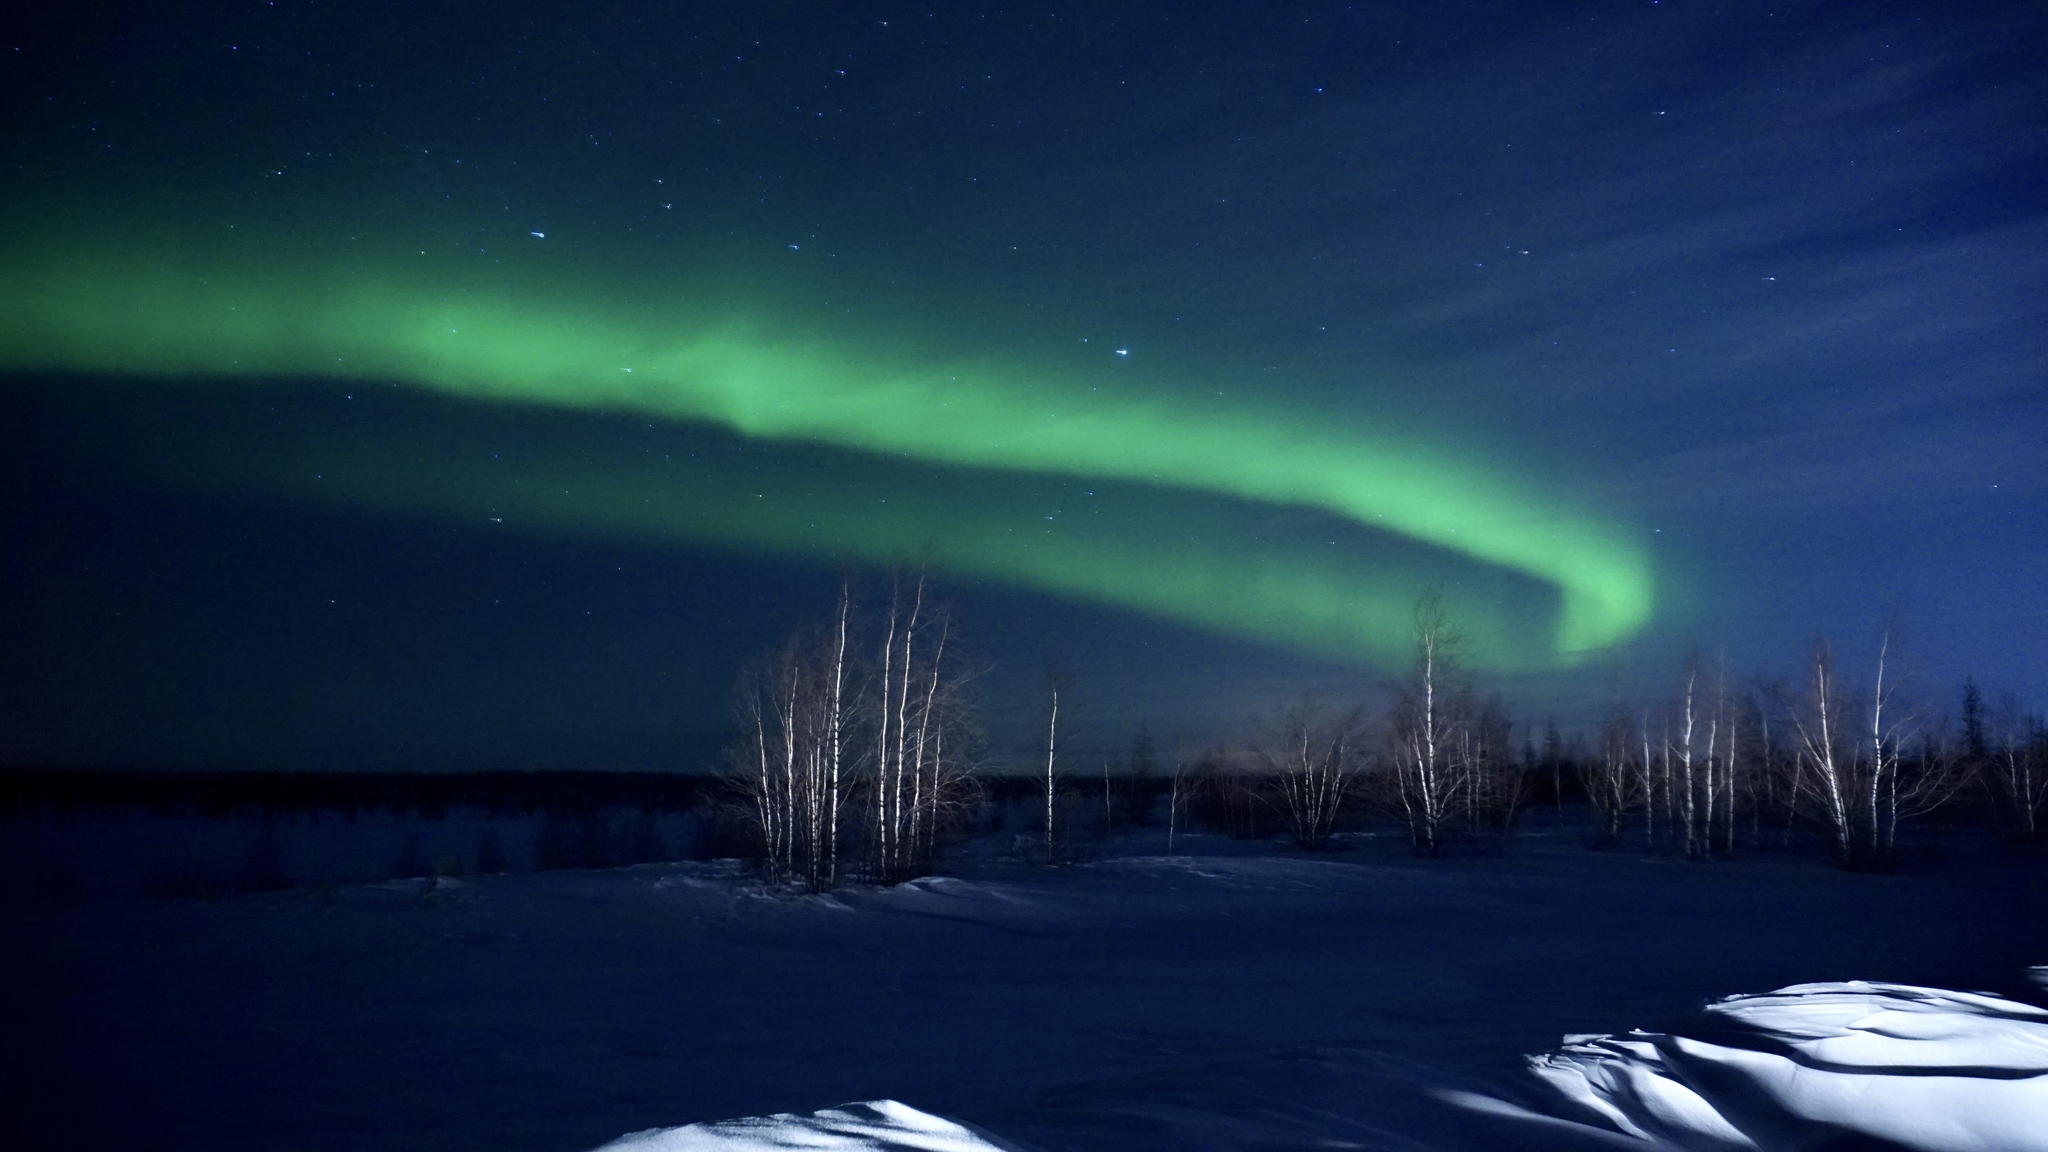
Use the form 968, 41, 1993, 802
0, 231, 1650, 666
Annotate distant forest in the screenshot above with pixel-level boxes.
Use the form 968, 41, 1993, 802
7, 583, 2044, 890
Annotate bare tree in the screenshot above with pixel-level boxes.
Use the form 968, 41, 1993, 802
1791, 638, 1861, 865
1182, 748, 1267, 841
1674, 659, 1702, 858
729, 592, 853, 891
1462, 692, 1528, 851
1755, 679, 1803, 850
870, 576, 913, 878
728, 574, 979, 889
1042, 667, 1062, 863
1661, 653, 1736, 860
1388, 593, 1468, 857
1786, 633, 1955, 868
825, 584, 850, 880
1251, 698, 1367, 850
1985, 693, 2047, 846
1580, 702, 1640, 847
1641, 706, 1657, 851
1102, 757, 1115, 839
1884, 723, 1969, 856
865, 572, 976, 883
1715, 669, 1738, 857
1166, 757, 1187, 856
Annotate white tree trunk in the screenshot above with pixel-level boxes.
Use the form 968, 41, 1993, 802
1044, 684, 1059, 863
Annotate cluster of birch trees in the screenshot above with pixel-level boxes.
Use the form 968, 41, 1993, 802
728, 574, 980, 889
1167, 595, 1534, 856
1178, 599, 2045, 867
1581, 658, 1769, 861
1380, 594, 1531, 856
730, 578, 2045, 879
1578, 638, 2047, 868
1971, 680, 2048, 849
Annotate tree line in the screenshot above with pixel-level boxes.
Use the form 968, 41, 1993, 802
1158, 593, 1534, 857
729, 582, 2047, 885
1180, 602, 2045, 869
1574, 642, 2045, 870
0, 768, 721, 820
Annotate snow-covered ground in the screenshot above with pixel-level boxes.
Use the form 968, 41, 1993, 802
598, 970, 2048, 1152
7, 826, 2045, 1150
0, 805, 710, 900
1532, 975, 2048, 1151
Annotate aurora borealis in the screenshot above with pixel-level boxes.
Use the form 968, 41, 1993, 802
0, 235, 1648, 662
3, 0, 2042, 768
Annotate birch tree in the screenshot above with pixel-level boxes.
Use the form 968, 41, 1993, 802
1042, 668, 1062, 863
1463, 692, 1528, 850
1252, 698, 1367, 850
1714, 670, 1738, 857
729, 574, 979, 889
1792, 638, 1860, 865
1388, 593, 1468, 857
729, 592, 853, 890
1986, 693, 2047, 846
1674, 661, 1702, 859
1581, 703, 1640, 848
1666, 654, 1734, 860
864, 572, 977, 882
1787, 634, 1951, 869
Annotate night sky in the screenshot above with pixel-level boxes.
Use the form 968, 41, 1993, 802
2, 1, 2042, 771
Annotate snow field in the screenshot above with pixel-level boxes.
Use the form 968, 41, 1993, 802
599, 976, 2048, 1151
10, 829, 2046, 1151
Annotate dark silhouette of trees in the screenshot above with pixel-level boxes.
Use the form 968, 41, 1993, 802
1962, 677, 1988, 761
1984, 693, 2046, 847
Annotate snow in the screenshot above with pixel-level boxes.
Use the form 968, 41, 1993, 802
1531, 981, 2048, 1152
1533, 1035, 1758, 1149
9, 817, 2047, 1151
590, 1052, 1665, 1152
597, 976, 2048, 1152
596, 1100, 1016, 1152
1708, 981, 2048, 1070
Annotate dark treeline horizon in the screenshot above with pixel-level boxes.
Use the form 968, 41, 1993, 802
9, 581, 2043, 874
0, 767, 724, 818
3, 667, 2037, 780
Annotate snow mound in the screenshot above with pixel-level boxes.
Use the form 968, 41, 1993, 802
591, 1099, 1017, 1152
593, 976, 2048, 1152
1531, 979, 2048, 1151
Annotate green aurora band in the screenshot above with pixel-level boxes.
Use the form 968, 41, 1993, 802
0, 237, 1653, 665
104, 388, 1563, 671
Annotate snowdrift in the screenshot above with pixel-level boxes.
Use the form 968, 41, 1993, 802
1533, 974, 2048, 1151
594, 1100, 1017, 1152
596, 969, 2048, 1152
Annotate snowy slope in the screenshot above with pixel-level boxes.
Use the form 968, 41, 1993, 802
1533, 979, 2048, 1151
597, 1100, 1020, 1152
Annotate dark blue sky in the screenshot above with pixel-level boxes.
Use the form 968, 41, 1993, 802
2, 1, 2042, 770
